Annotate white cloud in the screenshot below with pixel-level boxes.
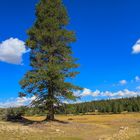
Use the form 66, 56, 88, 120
132, 39, 140, 54
62, 100, 69, 104
113, 80, 127, 87
80, 88, 100, 97
116, 89, 138, 97
103, 91, 114, 97
76, 88, 140, 99
81, 88, 92, 96
0, 38, 28, 64
135, 76, 140, 82
74, 90, 81, 96
0, 96, 36, 108
119, 80, 127, 85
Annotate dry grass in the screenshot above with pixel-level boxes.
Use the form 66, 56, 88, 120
0, 113, 139, 140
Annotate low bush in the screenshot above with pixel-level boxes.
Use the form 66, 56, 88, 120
2, 107, 25, 121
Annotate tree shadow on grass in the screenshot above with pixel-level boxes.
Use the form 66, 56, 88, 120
6, 117, 38, 125
49, 119, 69, 124
7, 117, 69, 126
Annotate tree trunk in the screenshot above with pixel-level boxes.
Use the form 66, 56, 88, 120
47, 103, 55, 121
46, 86, 55, 121
47, 113, 54, 121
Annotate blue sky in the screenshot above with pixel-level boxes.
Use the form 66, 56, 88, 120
0, 0, 140, 106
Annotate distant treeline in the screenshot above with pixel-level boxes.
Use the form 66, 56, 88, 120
62, 96, 140, 114
0, 96, 140, 118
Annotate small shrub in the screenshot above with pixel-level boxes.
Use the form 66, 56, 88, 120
2, 107, 25, 121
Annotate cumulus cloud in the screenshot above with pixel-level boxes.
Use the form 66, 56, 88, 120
113, 80, 128, 87
0, 38, 28, 64
80, 88, 100, 97
115, 89, 138, 98
135, 76, 140, 82
0, 96, 36, 108
119, 80, 127, 85
76, 88, 140, 99
132, 39, 140, 54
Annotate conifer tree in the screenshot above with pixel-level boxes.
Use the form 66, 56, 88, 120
19, 0, 81, 120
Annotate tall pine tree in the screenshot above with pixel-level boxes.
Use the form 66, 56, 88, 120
19, 0, 81, 120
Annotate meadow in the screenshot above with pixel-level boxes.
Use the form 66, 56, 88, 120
0, 113, 140, 140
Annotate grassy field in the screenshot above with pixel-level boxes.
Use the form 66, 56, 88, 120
0, 113, 140, 140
